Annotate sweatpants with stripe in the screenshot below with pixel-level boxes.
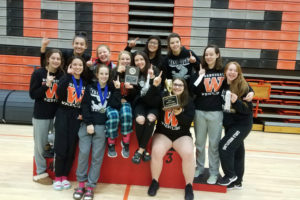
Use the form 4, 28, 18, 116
219, 121, 252, 183
194, 110, 223, 176
33, 118, 54, 175
54, 108, 81, 177
76, 124, 106, 188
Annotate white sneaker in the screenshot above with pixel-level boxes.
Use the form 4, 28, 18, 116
62, 179, 71, 190
207, 175, 218, 184
53, 181, 63, 191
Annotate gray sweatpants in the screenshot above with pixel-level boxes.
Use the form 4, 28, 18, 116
33, 118, 54, 174
76, 124, 106, 188
194, 110, 223, 176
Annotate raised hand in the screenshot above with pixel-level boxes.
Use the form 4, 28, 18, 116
243, 91, 254, 102
199, 64, 205, 75
128, 37, 139, 48
189, 51, 196, 63
153, 70, 163, 87
148, 64, 155, 79
46, 70, 55, 87
113, 76, 121, 89
86, 57, 93, 67
67, 64, 74, 75
41, 38, 50, 53
118, 64, 126, 73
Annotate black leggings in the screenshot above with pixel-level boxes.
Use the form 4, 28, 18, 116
54, 108, 81, 177
219, 121, 252, 183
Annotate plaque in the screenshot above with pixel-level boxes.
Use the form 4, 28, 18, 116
125, 66, 140, 85
163, 79, 180, 109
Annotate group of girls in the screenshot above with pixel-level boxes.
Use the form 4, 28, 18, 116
30, 31, 253, 200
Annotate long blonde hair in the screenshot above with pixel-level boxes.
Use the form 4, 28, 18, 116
224, 61, 249, 98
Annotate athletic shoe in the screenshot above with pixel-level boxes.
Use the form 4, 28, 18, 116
184, 183, 194, 200
218, 175, 238, 186
107, 144, 117, 158
132, 151, 142, 164
33, 173, 53, 185
227, 182, 243, 190
148, 179, 159, 196
83, 189, 94, 200
73, 187, 85, 200
121, 141, 130, 158
62, 179, 71, 190
207, 175, 218, 184
142, 151, 151, 162
53, 180, 63, 191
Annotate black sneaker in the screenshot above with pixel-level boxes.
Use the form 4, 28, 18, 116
131, 151, 142, 164
107, 144, 117, 158
147, 179, 159, 196
218, 175, 237, 186
227, 182, 242, 190
142, 151, 151, 162
184, 183, 194, 200
121, 141, 130, 158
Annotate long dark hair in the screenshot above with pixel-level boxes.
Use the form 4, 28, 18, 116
167, 33, 181, 55
45, 49, 64, 73
172, 77, 189, 107
144, 35, 162, 58
134, 51, 151, 77
201, 44, 222, 70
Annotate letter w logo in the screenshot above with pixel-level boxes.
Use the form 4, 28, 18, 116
67, 86, 84, 104
45, 83, 58, 99
164, 111, 178, 127
204, 77, 224, 93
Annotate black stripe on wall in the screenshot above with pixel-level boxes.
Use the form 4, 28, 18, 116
222, 57, 277, 69
7, 0, 23, 36
295, 60, 300, 70
76, 2, 93, 53
211, 0, 229, 9
41, 9, 58, 20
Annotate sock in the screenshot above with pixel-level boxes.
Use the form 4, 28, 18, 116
55, 176, 62, 182
107, 138, 115, 145
62, 176, 67, 181
79, 182, 85, 188
122, 133, 131, 144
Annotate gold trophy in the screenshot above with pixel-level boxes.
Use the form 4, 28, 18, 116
162, 79, 180, 109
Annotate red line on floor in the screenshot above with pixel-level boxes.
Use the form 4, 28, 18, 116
246, 148, 300, 155
123, 184, 131, 200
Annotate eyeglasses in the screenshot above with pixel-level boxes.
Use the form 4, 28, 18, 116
149, 41, 158, 45
173, 83, 184, 88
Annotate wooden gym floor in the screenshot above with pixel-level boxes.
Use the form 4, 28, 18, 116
0, 124, 299, 200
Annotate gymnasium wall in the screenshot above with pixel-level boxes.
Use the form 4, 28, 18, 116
1, 0, 300, 91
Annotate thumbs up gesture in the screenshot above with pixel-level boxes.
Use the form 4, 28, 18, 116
86, 57, 93, 67
113, 76, 121, 89
189, 51, 196, 63
153, 70, 163, 87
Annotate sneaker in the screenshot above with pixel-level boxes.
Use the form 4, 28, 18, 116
83, 189, 94, 200
227, 182, 243, 190
218, 175, 238, 186
121, 141, 130, 158
184, 183, 194, 200
148, 179, 159, 196
33, 173, 53, 185
207, 175, 218, 184
73, 187, 85, 200
62, 179, 71, 190
53, 180, 63, 191
107, 144, 117, 158
142, 151, 151, 162
194, 169, 203, 178
132, 151, 142, 164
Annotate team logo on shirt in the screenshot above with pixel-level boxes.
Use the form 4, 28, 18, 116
162, 110, 180, 130
65, 86, 85, 106
45, 83, 58, 100
204, 76, 224, 93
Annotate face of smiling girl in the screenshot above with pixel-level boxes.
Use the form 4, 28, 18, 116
225, 63, 238, 83
205, 47, 219, 69
119, 53, 131, 66
71, 58, 84, 77
172, 79, 184, 96
48, 52, 61, 70
98, 67, 109, 86
72, 37, 87, 55
169, 37, 181, 55
134, 54, 146, 70
97, 46, 111, 63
